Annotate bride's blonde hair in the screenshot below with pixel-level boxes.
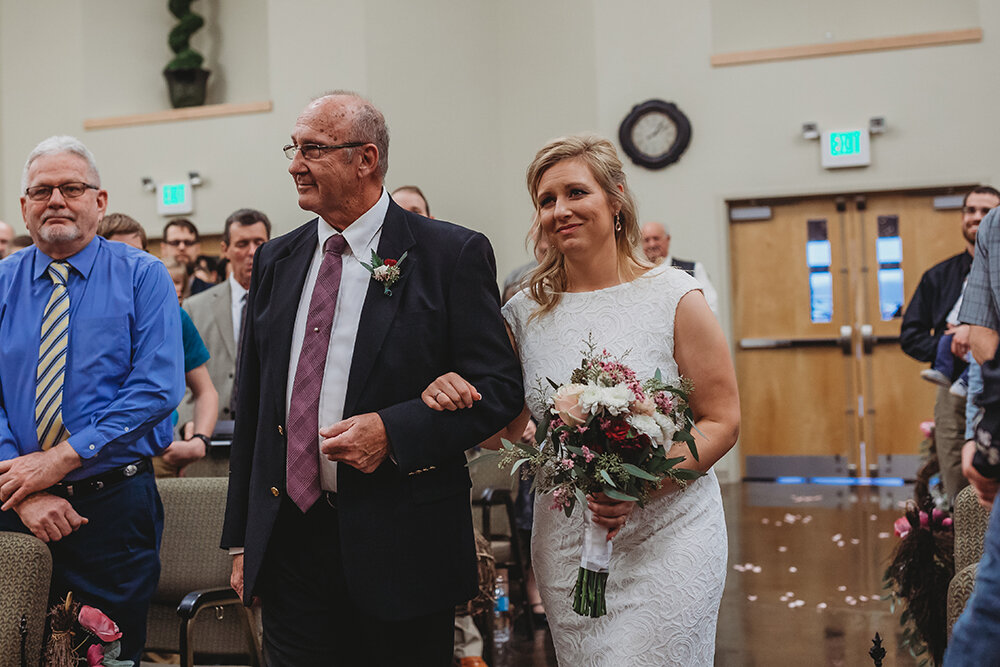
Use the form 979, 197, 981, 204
525, 134, 648, 318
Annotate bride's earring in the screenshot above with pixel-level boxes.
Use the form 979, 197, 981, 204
614, 213, 623, 233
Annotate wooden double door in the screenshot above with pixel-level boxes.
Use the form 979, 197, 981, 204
730, 189, 973, 475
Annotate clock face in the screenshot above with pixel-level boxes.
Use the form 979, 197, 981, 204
619, 100, 691, 170
631, 111, 678, 159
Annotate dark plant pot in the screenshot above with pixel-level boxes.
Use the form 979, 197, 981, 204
163, 68, 210, 108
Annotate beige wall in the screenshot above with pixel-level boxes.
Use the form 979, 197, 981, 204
4, 0, 1000, 480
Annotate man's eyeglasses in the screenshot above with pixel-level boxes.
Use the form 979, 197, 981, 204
964, 206, 996, 217
24, 182, 98, 202
164, 239, 198, 248
282, 142, 365, 160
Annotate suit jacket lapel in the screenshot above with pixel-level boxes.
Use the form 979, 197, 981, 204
344, 205, 416, 417
213, 281, 237, 362
268, 221, 319, 417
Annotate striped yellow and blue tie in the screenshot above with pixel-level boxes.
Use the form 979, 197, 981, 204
35, 261, 70, 450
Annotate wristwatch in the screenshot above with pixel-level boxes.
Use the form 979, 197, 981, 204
192, 433, 212, 448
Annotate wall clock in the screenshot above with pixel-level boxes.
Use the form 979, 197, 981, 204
618, 99, 692, 170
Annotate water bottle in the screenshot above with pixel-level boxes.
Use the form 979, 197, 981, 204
493, 573, 512, 643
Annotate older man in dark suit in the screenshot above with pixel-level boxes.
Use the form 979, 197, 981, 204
221, 91, 523, 666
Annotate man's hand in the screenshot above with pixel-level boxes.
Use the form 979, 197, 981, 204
161, 438, 207, 469
319, 413, 390, 473
962, 440, 1000, 508
13, 492, 87, 543
0, 442, 82, 511
231, 553, 245, 602
952, 324, 972, 358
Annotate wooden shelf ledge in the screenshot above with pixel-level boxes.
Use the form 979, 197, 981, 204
711, 28, 982, 67
83, 100, 273, 131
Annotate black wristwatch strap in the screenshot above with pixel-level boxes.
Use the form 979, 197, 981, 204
192, 433, 212, 447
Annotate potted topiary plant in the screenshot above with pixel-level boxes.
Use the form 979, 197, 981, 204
163, 0, 209, 108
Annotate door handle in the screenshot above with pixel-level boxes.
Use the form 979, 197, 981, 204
861, 324, 874, 354
839, 325, 853, 355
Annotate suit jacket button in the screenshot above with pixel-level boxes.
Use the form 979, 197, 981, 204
270, 487, 280, 497
277, 425, 284, 436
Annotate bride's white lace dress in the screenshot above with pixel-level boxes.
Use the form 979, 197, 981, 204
502, 264, 728, 666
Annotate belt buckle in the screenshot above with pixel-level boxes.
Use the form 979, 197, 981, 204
123, 463, 138, 478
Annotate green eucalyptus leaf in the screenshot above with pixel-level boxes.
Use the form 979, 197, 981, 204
672, 468, 705, 480
622, 463, 658, 481
602, 487, 639, 502
599, 469, 617, 488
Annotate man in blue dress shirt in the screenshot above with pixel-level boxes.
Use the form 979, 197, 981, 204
0, 136, 184, 662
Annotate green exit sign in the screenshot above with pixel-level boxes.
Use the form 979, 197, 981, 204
829, 131, 861, 156
821, 128, 871, 169
161, 183, 187, 206
157, 182, 193, 215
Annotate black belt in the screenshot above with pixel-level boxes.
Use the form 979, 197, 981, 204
48, 458, 151, 499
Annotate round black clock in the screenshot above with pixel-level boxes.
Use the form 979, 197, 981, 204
618, 99, 692, 170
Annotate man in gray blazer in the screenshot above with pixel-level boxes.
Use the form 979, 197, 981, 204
178, 209, 270, 433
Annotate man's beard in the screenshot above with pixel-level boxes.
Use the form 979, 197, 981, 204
37, 223, 81, 244
964, 225, 978, 246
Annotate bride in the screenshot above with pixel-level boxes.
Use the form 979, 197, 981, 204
422, 135, 739, 665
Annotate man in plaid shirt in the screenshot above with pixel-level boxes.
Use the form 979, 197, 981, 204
947, 204, 1000, 664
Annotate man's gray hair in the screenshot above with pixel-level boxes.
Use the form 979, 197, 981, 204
21, 136, 101, 193
317, 90, 390, 180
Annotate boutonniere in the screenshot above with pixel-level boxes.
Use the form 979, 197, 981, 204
360, 249, 408, 296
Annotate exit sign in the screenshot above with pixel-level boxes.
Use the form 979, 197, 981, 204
157, 182, 193, 215
821, 129, 871, 169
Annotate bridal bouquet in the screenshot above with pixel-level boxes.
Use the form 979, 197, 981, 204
500, 342, 702, 617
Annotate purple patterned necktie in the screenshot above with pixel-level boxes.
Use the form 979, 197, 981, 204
286, 233, 349, 512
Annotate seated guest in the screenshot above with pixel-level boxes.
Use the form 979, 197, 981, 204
0, 135, 183, 663
98, 214, 218, 475
180, 208, 270, 426
193, 254, 223, 286
8, 234, 33, 254
391, 184, 433, 218
0, 219, 13, 258
162, 217, 214, 295
99, 212, 147, 250
641, 220, 719, 313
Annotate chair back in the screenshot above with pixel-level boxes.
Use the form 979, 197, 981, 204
0, 531, 51, 667
155, 477, 232, 600
147, 476, 250, 658
468, 450, 517, 536
954, 485, 991, 573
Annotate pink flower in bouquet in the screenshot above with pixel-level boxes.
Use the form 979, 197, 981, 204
919, 421, 934, 439
78, 605, 122, 642
87, 643, 104, 667
561, 458, 574, 470
581, 446, 595, 463
631, 395, 656, 416
552, 383, 588, 427
550, 487, 571, 510
653, 391, 673, 413
894, 516, 911, 538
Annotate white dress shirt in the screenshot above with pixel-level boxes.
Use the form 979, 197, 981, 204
285, 189, 389, 491
665, 254, 719, 314
229, 273, 248, 346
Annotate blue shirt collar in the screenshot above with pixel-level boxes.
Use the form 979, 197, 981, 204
31, 235, 101, 281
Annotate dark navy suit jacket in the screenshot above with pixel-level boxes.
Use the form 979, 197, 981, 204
221, 200, 523, 618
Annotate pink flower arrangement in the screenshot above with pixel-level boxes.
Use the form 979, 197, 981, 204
79, 605, 122, 642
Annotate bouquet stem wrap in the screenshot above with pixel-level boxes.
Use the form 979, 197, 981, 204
573, 507, 612, 617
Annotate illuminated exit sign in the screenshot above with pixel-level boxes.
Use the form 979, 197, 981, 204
821, 129, 871, 169
157, 182, 193, 215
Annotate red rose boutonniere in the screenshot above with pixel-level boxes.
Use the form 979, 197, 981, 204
360, 250, 408, 296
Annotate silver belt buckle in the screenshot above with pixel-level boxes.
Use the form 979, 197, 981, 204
123, 463, 138, 478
